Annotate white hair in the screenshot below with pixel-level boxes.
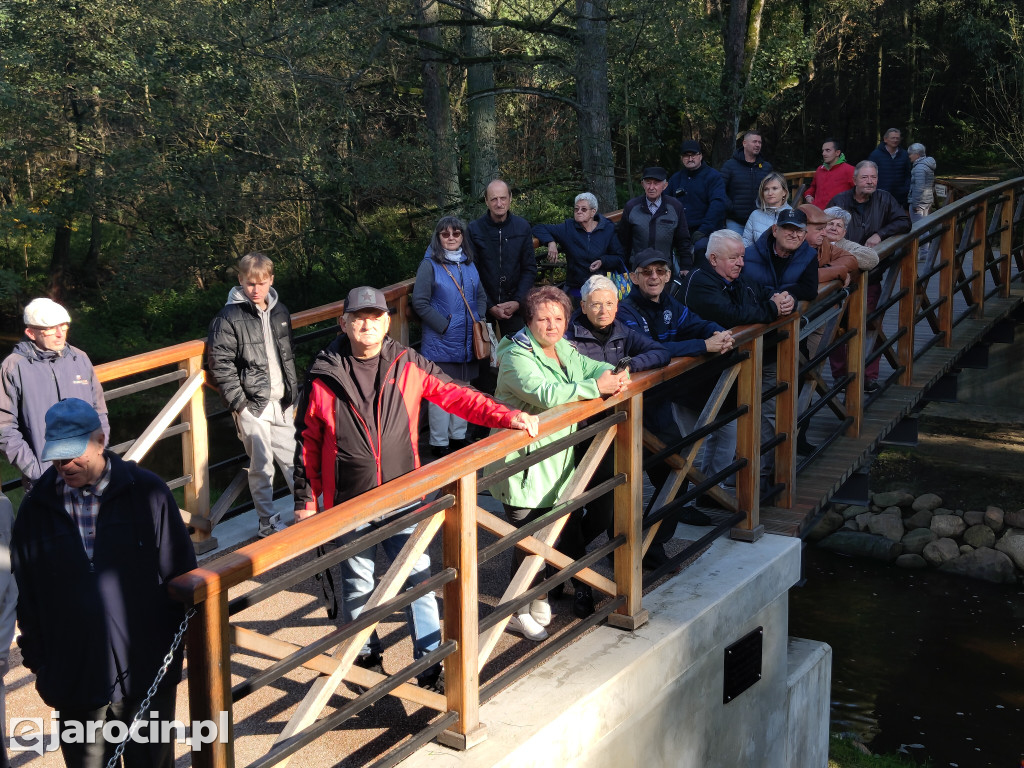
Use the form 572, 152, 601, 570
823, 207, 851, 227
707, 228, 745, 257
907, 143, 926, 157
581, 274, 618, 301
574, 192, 599, 212
854, 160, 877, 177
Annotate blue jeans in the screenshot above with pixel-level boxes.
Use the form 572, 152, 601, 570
340, 519, 441, 670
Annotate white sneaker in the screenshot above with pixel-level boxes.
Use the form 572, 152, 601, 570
258, 513, 287, 538
507, 612, 548, 641
530, 598, 552, 627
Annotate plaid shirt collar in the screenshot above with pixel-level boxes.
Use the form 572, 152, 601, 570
59, 457, 112, 561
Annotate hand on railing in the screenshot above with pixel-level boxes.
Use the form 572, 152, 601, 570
596, 369, 629, 396
771, 292, 796, 315
294, 501, 319, 521
510, 411, 540, 438
705, 330, 735, 354
546, 243, 559, 263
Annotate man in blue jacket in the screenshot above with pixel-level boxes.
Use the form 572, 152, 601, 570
668, 140, 729, 261
742, 208, 819, 302
12, 398, 197, 768
868, 128, 911, 206
619, 249, 736, 552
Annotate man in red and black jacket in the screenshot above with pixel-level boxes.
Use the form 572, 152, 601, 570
293, 286, 537, 691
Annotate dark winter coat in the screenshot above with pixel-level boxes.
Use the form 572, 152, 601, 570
667, 162, 729, 236
743, 230, 819, 301
532, 215, 627, 289
12, 453, 197, 710
617, 195, 692, 271
868, 143, 912, 204
564, 313, 670, 372
719, 149, 774, 224
467, 213, 538, 309
206, 287, 299, 415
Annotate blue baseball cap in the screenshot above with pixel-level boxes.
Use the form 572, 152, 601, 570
41, 398, 102, 461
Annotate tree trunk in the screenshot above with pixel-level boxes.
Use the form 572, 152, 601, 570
576, 0, 617, 211
83, 214, 101, 288
464, 0, 498, 199
713, 0, 765, 164
49, 222, 72, 300
418, 0, 461, 209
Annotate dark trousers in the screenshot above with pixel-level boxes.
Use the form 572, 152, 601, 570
503, 503, 552, 590
58, 686, 176, 768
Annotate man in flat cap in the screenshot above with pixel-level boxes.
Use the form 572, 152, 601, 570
617, 166, 693, 279
0, 298, 108, 491
12, 398, 196, 768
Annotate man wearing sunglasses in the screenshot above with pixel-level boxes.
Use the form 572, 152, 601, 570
0, 298, 109, 491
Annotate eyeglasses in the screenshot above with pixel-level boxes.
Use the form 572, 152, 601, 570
439, 229, 462, 238
637, 266, 670, 277
31, 323, 69, 337
573, 206, 593, 213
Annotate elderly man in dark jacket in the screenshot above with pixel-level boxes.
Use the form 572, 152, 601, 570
868, 128, 912, 205
12, 398, 197, 768
667, 140, 729, 259
467, 179, 538, 337
618, 167, 692, 276
829, 160, 911, 389
742, 209, 820, 302
685, 230, 797, 479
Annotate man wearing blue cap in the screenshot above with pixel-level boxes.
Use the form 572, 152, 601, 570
11, 398, 196, 768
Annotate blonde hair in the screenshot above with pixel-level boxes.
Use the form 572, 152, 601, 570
238, 252, 274, 282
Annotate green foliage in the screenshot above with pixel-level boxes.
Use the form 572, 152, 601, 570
828, 736, 931, 767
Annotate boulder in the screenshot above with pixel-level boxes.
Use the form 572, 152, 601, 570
901, 528, 937, 555
959, 544, 974, 554
807, 509, 845, 542
963, 524, 996, 549
842, 520, 859, 531
931, 514, 966, 538
984, 506, 1005, 533
963, 510, 984, 527
994, 529, 1024, 571
841, 505, 870, 521
1004, 509, 1024, 529
868, 513, 905, 543
895, 554, 927, 569
922, 537, 960, 566
912, 493, 943, 512
818, 531, 903, 562
904, 509, 933, 531
855, 511, 873, 531
873, 490, 914, 509
939, 548, 1017, 584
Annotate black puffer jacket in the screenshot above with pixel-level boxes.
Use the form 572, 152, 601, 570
719, 149, 773, 224
206, 286, 299, 415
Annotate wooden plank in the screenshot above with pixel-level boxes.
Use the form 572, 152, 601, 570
123, 370, 205, 463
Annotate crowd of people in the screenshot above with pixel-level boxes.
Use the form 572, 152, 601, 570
0, 127, 933, 766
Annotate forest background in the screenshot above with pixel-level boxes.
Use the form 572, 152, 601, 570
0, 0, 1022, 361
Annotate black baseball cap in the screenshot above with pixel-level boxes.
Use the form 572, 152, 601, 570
641, 166, 668, 181
344, 286, 389, 313
775, 209, 808, 230
632, 248, 671, 271
680, 140, 702, 155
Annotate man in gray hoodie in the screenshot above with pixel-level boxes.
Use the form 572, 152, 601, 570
0, 298, 109, 492
206, 253, 299, 537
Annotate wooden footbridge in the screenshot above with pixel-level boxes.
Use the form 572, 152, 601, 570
5, 175, 1022, 767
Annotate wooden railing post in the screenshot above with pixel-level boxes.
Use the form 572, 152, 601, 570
391, 295, 411, 346
775, 315, 799, 509
438, 472, 487, 750
938, 216, 956, 347
972, 200, 988, 316
188, 592, 234, 768
897, 245, 917, 386
999, 188, 1014, 297
181, 354, 214, 552
732, 336, 764, 541
608, 393, 649, 630
845, 271, 867, 435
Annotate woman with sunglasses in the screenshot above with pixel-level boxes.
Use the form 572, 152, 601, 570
532, 192, 628, 307
412, 216, 487, 457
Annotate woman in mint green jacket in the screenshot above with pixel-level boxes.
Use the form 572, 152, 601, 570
488, 285, 628, 641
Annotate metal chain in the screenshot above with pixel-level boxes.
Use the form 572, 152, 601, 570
104, 607, 196, 768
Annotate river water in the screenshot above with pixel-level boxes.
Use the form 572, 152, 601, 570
789, 546, 1024, 767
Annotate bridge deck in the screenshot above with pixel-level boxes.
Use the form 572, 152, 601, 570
759, 289, 1023, 536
